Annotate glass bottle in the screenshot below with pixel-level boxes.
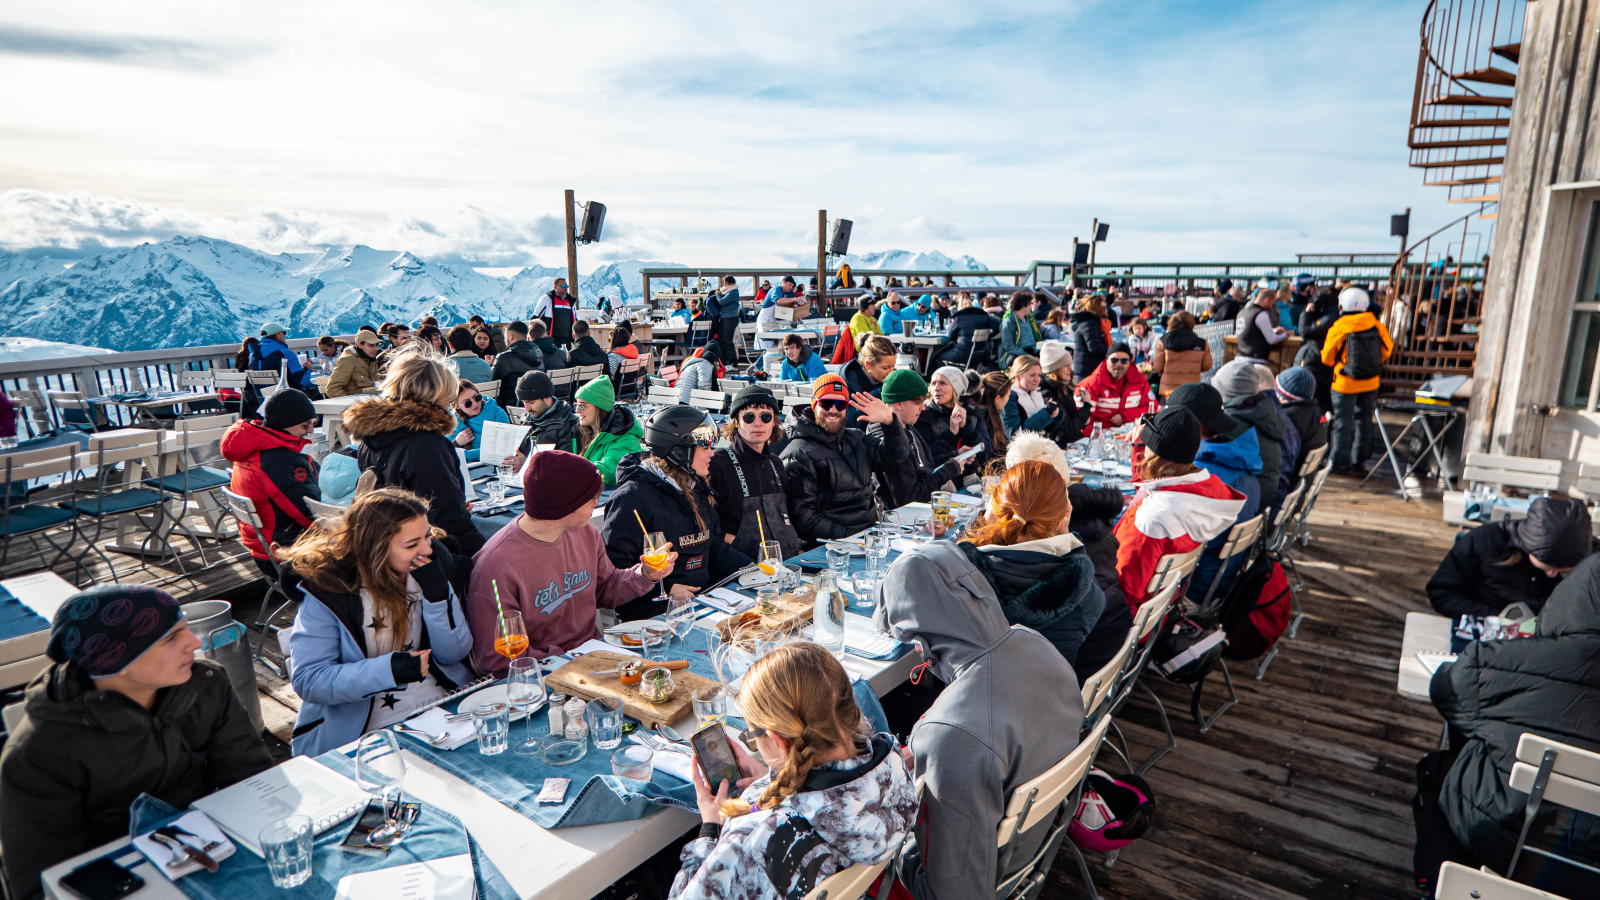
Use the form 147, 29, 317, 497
812, 571, 848, 659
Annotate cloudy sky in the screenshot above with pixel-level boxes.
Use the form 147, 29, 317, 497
0, 0, 1467, 270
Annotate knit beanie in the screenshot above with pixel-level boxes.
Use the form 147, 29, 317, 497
1338, 287, 1370, 313
1108, 342, 1132, 359
516, 371, 554, 403
1275, 367, 1316, 404
880, 369, 929, 404
932, 366, 969, 398
46, 584, 185, 677
700, 341, 722, 366
263, 389, 317, 431
575, 375, 616, 412
812, 373, 850, 403
1038, 341, 1071, 375
1213, 358, 1265, 404
729, 385, 777, 418
1139, 406, 1202, 466
522, 449, 603, 520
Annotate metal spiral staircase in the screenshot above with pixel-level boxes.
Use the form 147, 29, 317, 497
1408, 0, 1524, 217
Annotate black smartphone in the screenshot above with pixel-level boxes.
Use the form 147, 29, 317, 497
60, 857, 143, 900
691, 723, 742, 790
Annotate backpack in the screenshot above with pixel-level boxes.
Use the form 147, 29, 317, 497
1342, 326, 1384, 380
1220, 553, 1294, 660
1068, 768, 1156, 853
1152, 616, 1226, 684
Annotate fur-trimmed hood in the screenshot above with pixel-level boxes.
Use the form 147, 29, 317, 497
341, 398, 456, 440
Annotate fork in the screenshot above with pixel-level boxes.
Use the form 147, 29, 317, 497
634, 729, 690, 755
393, 723, 450, 746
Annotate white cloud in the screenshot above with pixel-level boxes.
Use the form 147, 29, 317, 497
904, 216, 963, 242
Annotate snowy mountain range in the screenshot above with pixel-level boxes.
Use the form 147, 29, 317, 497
0, 236, 993, 352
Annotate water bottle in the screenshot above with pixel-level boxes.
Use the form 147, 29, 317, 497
812, 571, 848, 659
1088, 422, 1106, 463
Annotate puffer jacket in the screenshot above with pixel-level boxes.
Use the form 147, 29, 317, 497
449, 394, 511, 463
343, 397, 484, 556
325, 345, 381, 398
937, 306, 996, 369
1152, 327, 1212, 397
676, 355, 718, 403
1281, 398, 1328, 480
780, 406, 908, 541
1067, 485, 1134, 684
0, 661, 271, 900
1069, 311, 1108, 379
875, 416, 961, 509
1224, 392, 1287, 509
961, 534, 1107, 665
582, 405, 644, 485
1426, 498, 1594, 620
779, 344, 828, 381
1076, 360, 1157, 436
221, 419, 320, 560
913, 401, 988, 469
568, 335, 609, 369
516, 398, 581, 455
533, 336, 569, 371
1431, 553, 1600, 871
601, 454, 752, 598
1187, 430, 1262, 604
998, 311, 1037, 368
1114, 469, 1246, 610
668, 733, 916, 900
489, 340, 544, 407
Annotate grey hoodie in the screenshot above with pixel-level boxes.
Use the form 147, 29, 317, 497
872, 542, 1085, 900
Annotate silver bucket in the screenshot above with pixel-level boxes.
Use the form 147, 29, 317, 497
182, 600, 265, 733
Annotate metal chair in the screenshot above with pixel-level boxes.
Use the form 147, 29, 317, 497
803, 846, 902, 900
8, 388, 53, 437
1103, 581, 1184, 776
966, 329, 993, 370
1080, 620, 1140, 733
995, 715, 1116, 900
1182, 515, 1265, 732
220, 487, 299, 677
0, 444, 91, 585
688, 389, 728, 414
304, 497, 347, 520
144, 413, 237, 567
545, 366, 578, 400
689, 320, 712, 347
1506, 734, 1600, 883
1435, 862, 1565, 900
574, 364, 606, 390
45, 390, 109, 433
647, 385, 678, 406
57, 429, 179, 581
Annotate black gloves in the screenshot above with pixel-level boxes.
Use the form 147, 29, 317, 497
410, 553, 451, 603
391, 651, 425, 684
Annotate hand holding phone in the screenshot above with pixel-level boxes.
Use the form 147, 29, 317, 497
691, 724, 742, 793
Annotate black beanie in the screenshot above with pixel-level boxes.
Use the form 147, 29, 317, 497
46, 584, 184, 677
263, 389, 317, 431
516, 370, 554, 403
1139, 406, 1202, 466
729, 385, 777, 418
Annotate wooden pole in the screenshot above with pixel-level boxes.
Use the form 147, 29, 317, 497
564, 190, 580, 307
1089, 218, 1099, 277
817, 210, 828, 313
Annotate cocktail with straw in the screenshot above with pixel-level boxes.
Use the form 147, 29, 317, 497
491, 581, 528, 662
636, 509, 671, 607
756, 511, 787, 589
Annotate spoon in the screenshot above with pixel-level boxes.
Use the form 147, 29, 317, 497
393, 723, 450, 746
654, 722, 687, 743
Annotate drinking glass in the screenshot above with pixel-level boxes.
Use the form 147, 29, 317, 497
354, 731, 408, 848
667, 595, 696, 645
983, 475, 1002, 512
852, 573, 880, 611
642, 621, 671, 662
586, 697, 625, 750
539, 731, 588, 765
494, 610, 528, 663
755, 582, 781, 616
486, 478, 506, 505
612, 745, 655, 781
507, 658, 545, 755
471, 701, 510, 756
259, 815, 313, 889
758, 539, 789, 588
642, 531, 671, 605
864, 528, 891, 579
692, 684, 727, 728
496, 464, 516, 488
825, 543, 852, 580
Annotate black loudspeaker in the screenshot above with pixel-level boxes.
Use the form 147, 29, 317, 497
1390, 213, 1410, 238
829, 219, 853, 255
1073, 242, 1090, 265
579, 202, 607, 243
1095, 222, 1110, 242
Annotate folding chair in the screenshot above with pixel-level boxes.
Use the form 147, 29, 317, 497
614, 357, 645, 400
803, 846, 903, 900
212, 371, 249, 414
304, 497, 347, 520
58, 430, 180, 581
0, 443, 91, 585
1506, 734, 1600, 883
1176, 515, 1266, 731
148, 414, 238, 559
46, 390, 110, 433
1104, 581, 1185, 776
1080, 620, 1140, 733
820, 323, 842, 359
994, 715, 1116, 900
688, 389, 728, 414
9, 388, 53, 437
470, 380, 501, 397
966, 328, 992, 370
689, 320, 712, 347
221, 488, 299, 677
718, 378, 748, 393
1435, 862, 1565, 899
545, 366, 578, 400
647, 385, 678, 406
574, 364, 605, 389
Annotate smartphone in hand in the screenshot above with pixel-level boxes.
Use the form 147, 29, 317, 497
691, 724, 742, 790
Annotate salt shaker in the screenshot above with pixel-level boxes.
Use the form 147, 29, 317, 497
547, 692, 568, 735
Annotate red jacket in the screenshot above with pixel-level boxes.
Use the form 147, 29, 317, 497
221, 421, 320, 561
1114, 469, 1245, 611
1075, 361, 1156, 436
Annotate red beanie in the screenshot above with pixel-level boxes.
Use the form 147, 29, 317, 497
522, 450, 603, 520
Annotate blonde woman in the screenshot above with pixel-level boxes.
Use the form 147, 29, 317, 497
342, 345, 485, 554
841, 333, 897, 425
671, 643, 916, 900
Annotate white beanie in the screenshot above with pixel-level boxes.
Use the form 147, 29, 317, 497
932, 365, 969, 398
1006, 431, 1071, 482
1039, 340, 1072, 374
1338, 287, 1370, 313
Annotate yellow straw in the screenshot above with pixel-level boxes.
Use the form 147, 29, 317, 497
757, 509, 766, 546
634, 509, 649, 537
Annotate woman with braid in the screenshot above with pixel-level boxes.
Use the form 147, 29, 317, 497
669, 642, 917, 900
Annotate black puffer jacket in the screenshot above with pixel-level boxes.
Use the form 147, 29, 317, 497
344, 398, 484, 556
533, 337, 568, 371
1426, 499, 1595, 619
601, 454, 751, 599
937, 306, 996, 368
960, 535, 1106, 666
1431, 553, 1600, 870
568, 335, 609, 368
516, 398, 581, 455
876, 418, 961, 509
1066, 485, 1133, 683
1224, 392, 1287, 509
780, 406, 909, 542
490, 340, 544, 407
1069, 311, 1107, 379
1281, 398, 1328, 480
913, 402, 988, 468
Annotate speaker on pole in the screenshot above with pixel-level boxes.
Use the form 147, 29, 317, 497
829, 219, 853, 255
578, 202, 607, 243
1073, 242, 1090, 265
1390, 212, 1410, 238
1095, 222, 1110, 242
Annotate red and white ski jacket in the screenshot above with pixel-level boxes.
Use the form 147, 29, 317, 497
1075, 361, 1156, 436
1113, 469, 1246, 611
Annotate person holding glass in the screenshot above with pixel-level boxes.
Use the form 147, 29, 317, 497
707, 386, 801, 560
277, 488, 477, 758
467, 450, 676, 672
602, 406, 753, 621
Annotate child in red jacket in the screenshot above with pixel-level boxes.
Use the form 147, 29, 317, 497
221, 389, 322, 579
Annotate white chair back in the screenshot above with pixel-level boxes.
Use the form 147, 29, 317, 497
220, 487, 268, 540
647, 385, 678, 405
1145, 547, 1203, 595
1081, 625, 1138, 720
212, 372, 249, 392
1510, 734, 1600, 815
801, 859, 894, 900
1298, 442, 1329, 479
997, 714, 1113, 845
304, 498, 347, 520
1435, 862, 1565, 899
575, 364, 606, 384
689, 389, 728, 413
1, 702, 23, 735
179, 370, 215, 391
471, 380, 500, 396
1463, 451, 1561, 493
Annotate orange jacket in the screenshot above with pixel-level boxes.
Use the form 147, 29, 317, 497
1320, 312, 1393, 394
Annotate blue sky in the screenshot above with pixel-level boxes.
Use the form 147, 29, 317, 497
0, 0, 1479, 269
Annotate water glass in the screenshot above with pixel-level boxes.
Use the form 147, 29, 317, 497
486, 479, 506, 505
539, 731, 588, 765
642, 622, 671, 661
586, 697, 625, 750
496, 464, 516, 488
852, 574, 880, 610
612, 745, 655, 781
354, 731, 407, 847
864, 528, 891, 578
260, 815, 313, 889
507, 657, 545, 712
667, 596, 696, 644
692, 684, 727, 728
825, 543, 852, 579
471, 701, 510, 756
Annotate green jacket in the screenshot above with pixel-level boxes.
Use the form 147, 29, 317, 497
583, 405, 644, 484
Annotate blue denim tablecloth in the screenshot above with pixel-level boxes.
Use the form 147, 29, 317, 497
124, 753, 516, 900
0, 586, 50, 642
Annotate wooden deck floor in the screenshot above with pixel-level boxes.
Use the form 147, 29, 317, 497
1039, 473, 1457, 900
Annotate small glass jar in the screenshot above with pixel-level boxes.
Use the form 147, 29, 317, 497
547, 692, 567, 734
618, 659, 644, 685
562, 696, 589, 741
640, 667, 676, 704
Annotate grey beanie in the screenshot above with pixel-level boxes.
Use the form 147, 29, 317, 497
1213, 358, 1267, 404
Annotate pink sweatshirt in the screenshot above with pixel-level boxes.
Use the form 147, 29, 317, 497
467, 517, 654, 675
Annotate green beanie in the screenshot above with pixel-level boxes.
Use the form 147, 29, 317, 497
575, 375, 616, 412
880, 368, 929, 404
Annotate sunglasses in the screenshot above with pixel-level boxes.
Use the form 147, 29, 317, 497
816, 399, 849, 412
460, 394, 481, 406
739, 726, 768, 754
1108, 357, 1132, 365
740, 411, 774, 425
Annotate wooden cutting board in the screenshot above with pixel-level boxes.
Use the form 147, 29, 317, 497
544, 651, 715, 730
716, 583, 817, 642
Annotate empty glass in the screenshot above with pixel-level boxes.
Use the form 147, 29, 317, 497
539, 731, 587, 765
471, 701, 510, 756
507, 658, 545, 756
354, 731, 408, 848
642, 621, 671, 661
692, 684, 727, 728
260, 815, 313, 889
496, 464, 516, 488
864, 528, 891, 578
611, 745, 654, 781
667, 595, 696, 644
486, 478, 506, 505
586, 697, 625, 750
852, 573, 880, 610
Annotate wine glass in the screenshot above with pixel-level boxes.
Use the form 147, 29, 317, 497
642, 531, 671, 605
667, 594, 696, 646
494, 610, 528, 662
758, 540, 786, 589
355, 732, 408, 848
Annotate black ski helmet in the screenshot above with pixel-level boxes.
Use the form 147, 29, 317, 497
644, 405, 713, 471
